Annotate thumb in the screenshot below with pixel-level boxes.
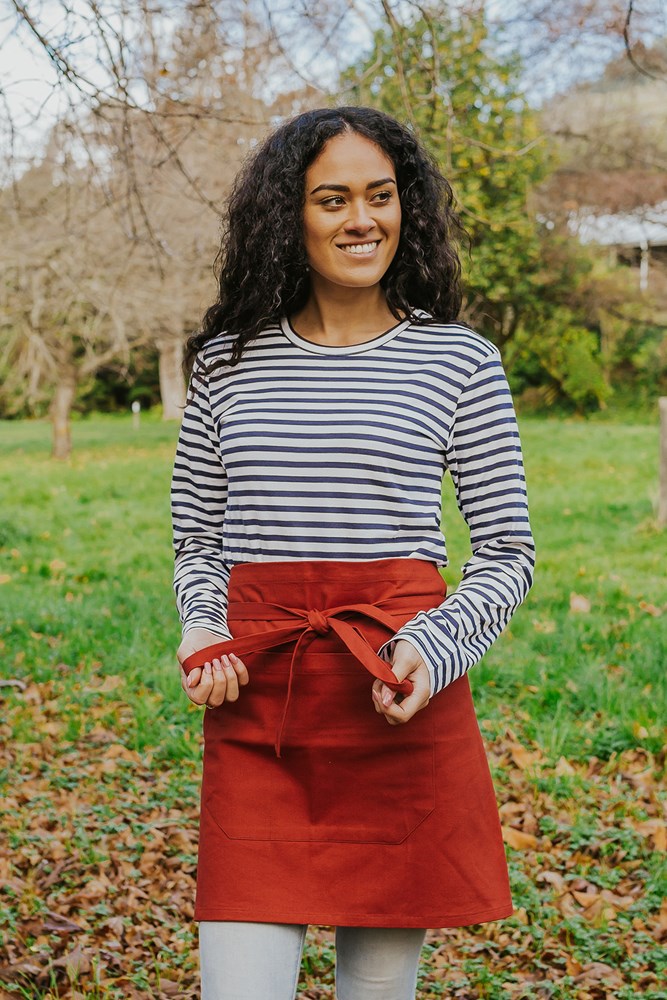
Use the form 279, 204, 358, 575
378, 640, 420, 706
388, 639, 422, 681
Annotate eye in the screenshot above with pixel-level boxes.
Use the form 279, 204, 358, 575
320, 195, 346, 207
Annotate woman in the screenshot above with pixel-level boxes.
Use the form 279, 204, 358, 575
171, 106, 535, 1000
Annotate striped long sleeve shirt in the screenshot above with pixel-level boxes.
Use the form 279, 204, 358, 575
171, 313, 535, 696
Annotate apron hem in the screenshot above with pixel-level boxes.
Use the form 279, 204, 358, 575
193, 901, 514, 928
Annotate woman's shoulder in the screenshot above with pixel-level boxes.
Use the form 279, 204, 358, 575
195, 328, 238, 368
406, 311, 501, 364
195, 322, 281, 369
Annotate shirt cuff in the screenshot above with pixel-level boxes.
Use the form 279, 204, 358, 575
181, 619, 233, 641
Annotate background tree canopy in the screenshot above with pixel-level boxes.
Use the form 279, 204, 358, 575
1, 0, 666, 452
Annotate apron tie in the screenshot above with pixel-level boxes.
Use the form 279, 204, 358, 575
307, 609, 330, 635
182, 600, 420, 758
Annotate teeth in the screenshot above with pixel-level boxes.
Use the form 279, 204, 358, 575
340, 241, 379, 255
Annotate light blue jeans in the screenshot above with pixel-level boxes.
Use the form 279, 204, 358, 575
199, 921, 427, 1000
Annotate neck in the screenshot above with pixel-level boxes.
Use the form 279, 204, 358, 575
291, 280, 400, 347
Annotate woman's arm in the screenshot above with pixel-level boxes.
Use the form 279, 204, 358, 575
171, 363, 234, 641
377, 348, 535, 697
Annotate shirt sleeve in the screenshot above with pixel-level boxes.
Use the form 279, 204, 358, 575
376, 348, 535, 696
171, 361, 233, 639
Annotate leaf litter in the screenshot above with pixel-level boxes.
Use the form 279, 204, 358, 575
0, 681, 665, 1000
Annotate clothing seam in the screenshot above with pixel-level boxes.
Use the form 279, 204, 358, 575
278, 314, 419, 355
194, 902, 514, 924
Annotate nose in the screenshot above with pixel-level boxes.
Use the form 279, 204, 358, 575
343, 199, 376, 235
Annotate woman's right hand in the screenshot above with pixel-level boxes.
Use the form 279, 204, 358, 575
177, 628, 249, 708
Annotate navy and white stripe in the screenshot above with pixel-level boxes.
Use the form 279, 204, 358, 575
171, 314, 535, 696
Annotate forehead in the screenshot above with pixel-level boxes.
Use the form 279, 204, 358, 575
307, 132, 396, 183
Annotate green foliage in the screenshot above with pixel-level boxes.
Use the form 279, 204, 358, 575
341, 8, 624, 411
509, 309, 612, 411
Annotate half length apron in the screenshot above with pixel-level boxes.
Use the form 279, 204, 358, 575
182, 557, 512, 928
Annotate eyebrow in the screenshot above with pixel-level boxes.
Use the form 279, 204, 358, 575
309, 177, 396, 195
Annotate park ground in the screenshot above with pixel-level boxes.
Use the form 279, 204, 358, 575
0, 414, 665, 999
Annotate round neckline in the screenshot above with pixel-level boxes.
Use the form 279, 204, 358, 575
279, 314, 415, 355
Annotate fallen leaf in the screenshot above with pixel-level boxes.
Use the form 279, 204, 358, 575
574, 961, 624, 987
508, 742, 541, 770
39, 912, 83, 935
501, 826, 538, 850
158, 978, 183, 996
96, 675, 123, 693
570, 592, 591, 613
555, 755, 576, 776
637, 819, 666, 851
532, 618, 556, 633
53, 944, 91, 981
536, 870, 566, 893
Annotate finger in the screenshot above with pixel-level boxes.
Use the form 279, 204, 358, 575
372, 688, 382, 714
181, 664, 203, 694
207, 658, 228, 707
229, 653, 249, 686
379, 688, 426, 725
379, 681, 396, 708
372, 678, 400, 712
219, 655, 240, 702
182, 665, 203, 689
188, 661, 215, 705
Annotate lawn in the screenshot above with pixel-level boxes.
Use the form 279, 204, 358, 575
0, 413, 665, 999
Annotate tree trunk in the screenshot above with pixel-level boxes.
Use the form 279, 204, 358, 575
51, 371, 76, 460
158, 338, 186, 420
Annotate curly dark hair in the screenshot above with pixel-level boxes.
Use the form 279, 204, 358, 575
185, 105, 466, 377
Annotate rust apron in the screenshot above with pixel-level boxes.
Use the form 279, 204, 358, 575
182, 557, 512, 928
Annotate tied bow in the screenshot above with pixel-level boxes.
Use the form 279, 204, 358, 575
182, 600, 414, 757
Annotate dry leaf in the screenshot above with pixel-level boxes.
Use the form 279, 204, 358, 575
501, 826, 538, 850
53, 943, 91, 980
532, 618, 556, 633
40, 912, 83, 935
555, 756, 576, 776
574, 962, 624, 987
570, 592, 591, 613
637, 819, 666, 852
508, 742, 541, 770
536, 870, 566, 893
96, 675, 123, 693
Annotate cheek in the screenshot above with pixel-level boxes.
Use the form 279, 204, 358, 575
302, 215, 330, 261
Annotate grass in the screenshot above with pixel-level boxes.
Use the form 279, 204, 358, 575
0, 411, 665, 999
1, 412, 664, 762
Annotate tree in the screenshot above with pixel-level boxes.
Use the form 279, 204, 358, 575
0, 128, 154, 457
344, 6, 551, 336
341, 2, 622, 408
0, 1, 302, 444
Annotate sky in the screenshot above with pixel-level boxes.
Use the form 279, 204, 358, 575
0, 0, 659, 179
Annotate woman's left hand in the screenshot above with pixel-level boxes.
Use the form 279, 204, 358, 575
372, 639, 431, 725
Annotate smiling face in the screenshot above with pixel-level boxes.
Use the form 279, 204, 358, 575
302, 131, 402, 292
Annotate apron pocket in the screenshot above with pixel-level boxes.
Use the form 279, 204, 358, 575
202, 650, 436, 845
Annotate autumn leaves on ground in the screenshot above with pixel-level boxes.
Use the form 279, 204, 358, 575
0, 415, 665, 1000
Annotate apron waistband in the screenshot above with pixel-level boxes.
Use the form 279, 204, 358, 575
181, 597, 431, 758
